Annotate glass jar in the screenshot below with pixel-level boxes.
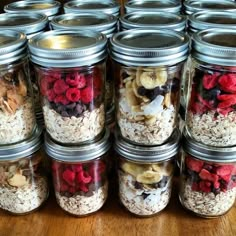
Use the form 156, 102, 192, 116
109, 29, 189, 145
63, 0, 121, 17
50, 13, 118, 115
186, 29, 236, 147
120, 11, 186, 32
0, 126, 48, 215
28, 30, 107, 145
183, 0, 236, 15
114, 129, 180, 217
0, 30, 36, 145
0, 13, 49, 126
179, 128, 236, 218
45, 129, 111, 216
4, 1, 61, 21
124, 0, 182, 14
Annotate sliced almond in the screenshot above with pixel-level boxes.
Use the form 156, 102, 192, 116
145, 116, 156, 126
134, 115, 145, 121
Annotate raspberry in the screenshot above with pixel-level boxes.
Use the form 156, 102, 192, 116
54, 95, 69, 105
76, 170, 92, 184
203, 73, 220, 89
190, 102, 208, 115
60, 183, 69, 192
199, 169, 219, 183
71, 164, 83, 173
217, 107, 233, 116
62, 169, 75, 186
214, 181, 220, 189
220, 175, 231, 183
218, 73, 236, 93
53, 79, 69, 95
66, 73, 86, 88
47, 89, 56, 102
65, 88, 81, 102
47, 75, 59, 84
186, 156, 204, 173
191, 182, 200, 191
216, 165, 234, 176
81, 86, 94, 104
199, 180, 211, 193
40, 77, 51, 96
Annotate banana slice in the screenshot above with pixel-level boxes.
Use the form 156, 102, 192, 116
125, 80, 133, 89
163, 93, 171, 108
126, 88, 139, 106
151, 164, 163, 173
136, 68, 143, 86
8, 173, 28, 187
140, 69, 167, 89
161, 163, 174, 176
121, 162, 150, 177
136, 170, 162, 184
145, 116, 157, 126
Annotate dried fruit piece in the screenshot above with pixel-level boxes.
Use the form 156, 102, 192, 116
121, 162, 150, 177
8, 173, 28, 187
216, 165, 234, 176
218, 73, 236, 93
53, 80, 69, 95
163, 93, 171, 108
17, 72, 27, 96
186, 157, 204, 173
62, 169, 75, 186
7, 90, 24, 113
136, 170, 162, 184
81, 86, 94, 104
199, 169, 219, 183
203, 73, 219, 90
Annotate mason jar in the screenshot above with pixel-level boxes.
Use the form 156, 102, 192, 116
114, 129, 180, 217
109, 29, 189, 145
0, 30, 36, 145
50, 13, 118, 115
124, 0, 182, 14
63, 0, 120, 17
120, 11, 186, 32
179, 128, 236, 218
28, 30, 107, 145
45, 129, 110, 216
4, 0, 61, 20
185, 29, 236, 147
0, 126, 49, 215
0, 13, 49, 126
183, 0, 236, 15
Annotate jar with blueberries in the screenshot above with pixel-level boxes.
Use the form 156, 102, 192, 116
109, 29, 189, 145
114, 129, 180, 217
28, 30, 107, 145
179, 128, 236, 218
185, 29, 236, 147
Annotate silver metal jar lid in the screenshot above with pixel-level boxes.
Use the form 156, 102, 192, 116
44, 129, 111, 162
0, 126, 43, 161
0, 13, 48, 37
184, 0, 236, 15
63, 0, 120, 16
114, 129, 181, 163
183, 128, 236, 163
192, 28, 236, 66
50, 13, 117, 38
120, 11, 186, 32
109, 28, 189, 66
28, 30, 107, 67
189, 11, 236, 33
0, 30, 27, 64
125, 0, 182, 14
4, 0, 61, 18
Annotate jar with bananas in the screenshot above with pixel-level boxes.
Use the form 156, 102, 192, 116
114, 129, 181, 217
110, 29, 189, 145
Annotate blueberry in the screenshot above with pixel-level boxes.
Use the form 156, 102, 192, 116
146, 90, 157, 101
232, 175, 236, 181
154, 86, 165, 96
61, 111, 69, 117
134, 181, 143, 189
57, 105, 66, 113
137, 86, 147, 96
66, 102, 76, 110
75, 104, 83, 115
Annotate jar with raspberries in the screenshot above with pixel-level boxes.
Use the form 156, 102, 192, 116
179, 128, 236, 218
0, 30, 36, 145
186, 29, 236, 147
45, 129, 111, 216
110, 29, 189, 145
114, 129, 180, 217
28, 30, 107, 144
0, 126, 49, 215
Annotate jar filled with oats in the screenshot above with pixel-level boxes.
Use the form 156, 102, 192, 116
45, 129, 110, 216
0, 30, 36, 145
63, 0, 120, 17
28, 30, 107, 145
120, 11, 186, 32
50, 12, 118, 117
114, 129, 180, 217
186, 29, 236, 147
109, 29, 189, 145
0, 13, 49, 126
4, 1, 61, 20
0, 126, 49, 215
124, 0, 182, 14
179, 128, 236, 218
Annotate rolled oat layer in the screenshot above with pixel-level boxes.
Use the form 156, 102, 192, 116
180, 182, 236, 217
55, 184, 108, 216
0, 177, 48, 214
187, 110, 236, 147
119, 174, 171, 216
0, 98, 36, 144
43, 104, 105, 144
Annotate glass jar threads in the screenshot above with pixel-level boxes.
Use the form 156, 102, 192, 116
28, 30, 107, 145
0, 30, 36, 145
120, 11, 186, 32
114, 129, 180, 217
0, 126, 49, 215
179, 128, 236, 218
109, 29, 189, 145
185, 29, 236, 147
45, 129, 111, 216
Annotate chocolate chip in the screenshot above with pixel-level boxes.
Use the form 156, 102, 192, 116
61, 111, 70, 117
75, 104, 83, 115
134, 181, 143, 189
142, 192, 150, 200
137, 86, 147, 96
66, 102, 76, 110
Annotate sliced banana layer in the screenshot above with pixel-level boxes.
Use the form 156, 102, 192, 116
121, 162, 151, 177
136, 170, 162, 184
